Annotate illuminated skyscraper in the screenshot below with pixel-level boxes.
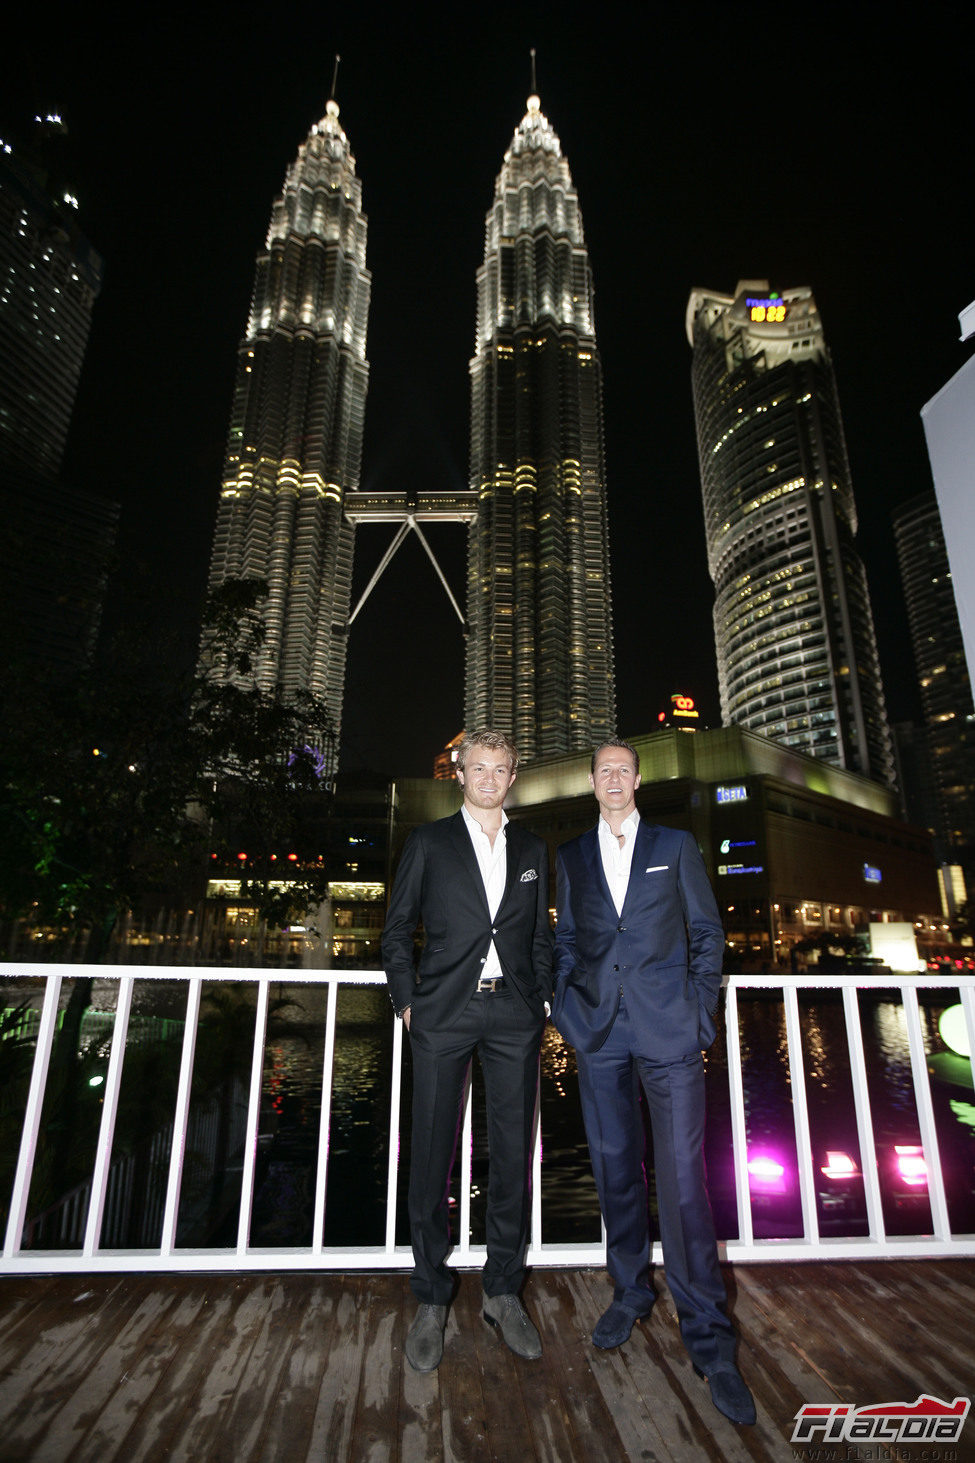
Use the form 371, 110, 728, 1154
0, 114, 117, 678
686, 281, 895, 786
893, 492, 975, 862
465, 94, 615, 759
0, 114, 102, 484
205, 97, 370, 753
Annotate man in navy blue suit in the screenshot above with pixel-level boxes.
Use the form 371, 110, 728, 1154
554, 737, 755, 1426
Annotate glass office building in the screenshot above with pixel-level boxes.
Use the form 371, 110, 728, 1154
893, 492, 975, 862
686, 281, 894, 787
0, 116, 116, 678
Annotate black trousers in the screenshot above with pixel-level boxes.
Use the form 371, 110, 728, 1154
407, 988, 544, 1305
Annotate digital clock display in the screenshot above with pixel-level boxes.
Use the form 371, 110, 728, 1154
746, 296, 786, 323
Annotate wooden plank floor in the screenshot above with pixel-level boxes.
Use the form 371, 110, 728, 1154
0, 1261, 973, 1462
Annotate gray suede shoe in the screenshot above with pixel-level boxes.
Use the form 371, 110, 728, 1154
405, 1303, 447, 1372
482, 1293, 542, 1359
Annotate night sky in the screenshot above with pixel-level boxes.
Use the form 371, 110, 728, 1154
4, 2, 972, 775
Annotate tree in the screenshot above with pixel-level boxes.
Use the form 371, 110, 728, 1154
194, 577, 336, 928
0, 577, 336, 945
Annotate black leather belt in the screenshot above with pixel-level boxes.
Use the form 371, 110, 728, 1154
476, 976, 505, 993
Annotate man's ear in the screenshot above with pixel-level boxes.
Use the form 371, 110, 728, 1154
634, 774, 641, 790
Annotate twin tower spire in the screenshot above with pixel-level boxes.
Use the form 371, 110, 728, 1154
205, 82, 616, 769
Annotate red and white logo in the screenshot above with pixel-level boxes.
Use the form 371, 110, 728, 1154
791, 1394, 970, 1445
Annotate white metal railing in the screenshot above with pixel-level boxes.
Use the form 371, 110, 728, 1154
0, 964, 973, 1274
723, 972, 975, 1260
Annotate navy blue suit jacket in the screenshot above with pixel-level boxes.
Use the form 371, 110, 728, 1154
382, 811, 553, 1029
553, 820, 723, 1059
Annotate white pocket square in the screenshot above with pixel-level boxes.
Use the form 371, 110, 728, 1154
520, 868, 538, 883
645, 865, 669, 873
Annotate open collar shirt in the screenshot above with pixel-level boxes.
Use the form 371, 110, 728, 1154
597, 808, 641, 917
462, 803, 508, 981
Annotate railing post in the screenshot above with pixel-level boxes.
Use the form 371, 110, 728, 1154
383, 1013, 404, 1256
3, 970, 63, 1259
313, 979, 340, 1255
236, 978, 270, 1254
530, 1076, 543, 1253
841, 984, 885, 1244
902, 984, 952, 1240
458, 1066, 474, 1265
724, 982, 753, 1248
783, 985, 819, 1245
82, 973, 135, 1256
159, 977, 203, 1257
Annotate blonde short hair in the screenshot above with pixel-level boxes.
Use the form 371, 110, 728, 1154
456, 730, 520, 774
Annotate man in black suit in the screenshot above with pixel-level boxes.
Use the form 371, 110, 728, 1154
383, 730, 552, 1373
554, 737, 755, 1426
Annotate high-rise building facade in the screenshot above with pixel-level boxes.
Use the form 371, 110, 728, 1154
893, 492, 975, 865
920, 303, 975, 705
0, 115, 102, 484
205, 99, 370, 752
465, 94, 615, 759
686, 281, 894, 786
0, 115, 117, 679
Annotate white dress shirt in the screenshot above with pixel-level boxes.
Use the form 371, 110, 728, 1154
597, 808, 640, 916
462, 803, 507, 981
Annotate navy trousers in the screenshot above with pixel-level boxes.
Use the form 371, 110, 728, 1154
576, 997, 735, 1369
407, 988, 544, 1305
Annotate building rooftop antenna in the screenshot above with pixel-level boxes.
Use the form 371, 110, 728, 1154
330, 54, 341, 103
530, 47, 537, 95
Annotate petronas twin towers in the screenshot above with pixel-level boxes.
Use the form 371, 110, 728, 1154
466, 95, 615, 757
207, 100, 368, 734
205, 88, 616, 767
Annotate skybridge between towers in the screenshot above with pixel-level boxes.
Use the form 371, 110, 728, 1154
343, 486, 477, 630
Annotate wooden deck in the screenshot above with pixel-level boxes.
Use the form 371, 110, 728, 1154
0, 1260, 973, 1462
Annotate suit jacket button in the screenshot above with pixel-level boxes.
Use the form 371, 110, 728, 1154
613, 965, 619, 972
617, 924, 625, 932
492, 927, 498, 934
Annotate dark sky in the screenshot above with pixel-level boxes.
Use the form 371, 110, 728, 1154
5, 2, 972, 775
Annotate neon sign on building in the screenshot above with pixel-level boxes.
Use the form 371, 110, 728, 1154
746, 293, 787, 323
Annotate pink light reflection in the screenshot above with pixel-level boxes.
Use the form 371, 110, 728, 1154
747, 1152, 787, 1194
820, 1150, 859, 1180
894, 1144, 928, 1187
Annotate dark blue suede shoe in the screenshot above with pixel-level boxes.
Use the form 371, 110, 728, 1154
694, 1363, 756, 1425
592, 1300, 652, 1349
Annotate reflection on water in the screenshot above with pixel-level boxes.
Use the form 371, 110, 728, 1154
245, 1001, 602, 1248
704, 989, 975, 1241
250, 987, 395, 1248
2, 978, 972, 1250
538, 1026, 601, 1242
244, 986, 974, 1248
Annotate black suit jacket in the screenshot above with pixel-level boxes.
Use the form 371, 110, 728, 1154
382, 810, 553, 1029
553, 820, 723, 1060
